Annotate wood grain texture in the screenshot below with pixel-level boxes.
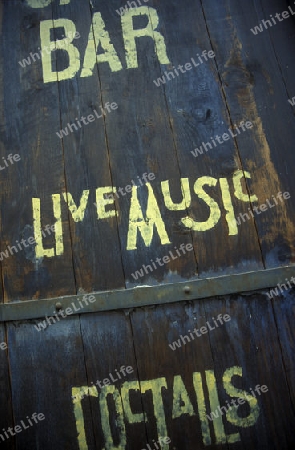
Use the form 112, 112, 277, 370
7, 317, 88, 449
130, 301, 217, 449
95, 0, 198, 287
51, 0, 126, 293
1, 2, 295, 449
0, 0, 6, 304
0, 0, 76, 301
202, 293, 295, 449
0, 324, 15, 450
2, 289, 294, 449
151, 0, 264, 277
272, 287, 295, 410
202, 0, 295, 268
0, 0, 295, 300
80, 311, 147, 449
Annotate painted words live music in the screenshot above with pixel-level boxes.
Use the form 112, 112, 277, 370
30, 170, 259, 259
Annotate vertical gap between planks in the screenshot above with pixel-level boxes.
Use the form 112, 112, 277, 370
78, 314, 99, 448
52, 6, 78, 294
129, 308, 150, 442
257, 0, 295, 110
86, 0, 127, 289
147, 2, 200, 276
202, 299, 231, 449
0, 0, 6, 303
199, 0, 266, 270
270, 296, 295, 414
5, 322, 16, 450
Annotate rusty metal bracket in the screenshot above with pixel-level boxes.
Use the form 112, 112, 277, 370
0, 266, 294, 322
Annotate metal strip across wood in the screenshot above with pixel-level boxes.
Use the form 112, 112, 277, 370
0, 266, 294, 322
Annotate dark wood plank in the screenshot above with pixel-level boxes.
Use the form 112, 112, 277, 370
203, 293, 295, 449
151, 0, 264, 277
7, 317, 94, 449
0, 0, 76, 301
94, 0, 198, 287
130, 294, 295, 449
50, 0, 125, 292
0, 324, 15, 450
0, 0, 7, 304
80, 311, 147, 449
3, 0, 295, 299
202, 0, 295, 268
130, 302, 229, 449
256, 0, 295, 92
272, 287, 295, 410
3, 290, 295, 449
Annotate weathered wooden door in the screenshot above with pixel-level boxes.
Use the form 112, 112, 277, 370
0, 0, 294, 448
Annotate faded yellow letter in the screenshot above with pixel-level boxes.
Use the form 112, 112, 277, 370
32, 195, 64, 258
72, 385, 98, 450
193, 372, 211, 446
219, 178, 238, 235
127, 183, 170, 250
27, 0, 70, 6
140, 378, 169, 450
99, 385, 127, 450
121, 381, 145, 423
205, 370, 240, 445
40, 19, 80, 83
223, 366, 260, 428
181, 177, 221, 231
172, 375, 195, 418
95, 187, 118, 219
233, 170, 258, 203
161, 178, 191, 210
121, 6, 170, 69
81, 12, 122, 77
63, 191, 89, 222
